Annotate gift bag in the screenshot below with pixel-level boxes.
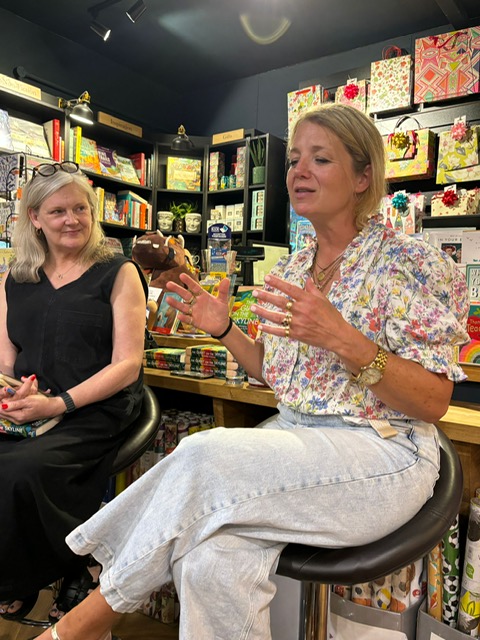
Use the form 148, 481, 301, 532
287, 85, 325, 136
369, 48, 413, 113
379, 192, 425, 235
414, 26, 480, 104
437, 122, 480, 184
384, 117, 436, 181
335, 79, 369, 113
431, 188, 480, 217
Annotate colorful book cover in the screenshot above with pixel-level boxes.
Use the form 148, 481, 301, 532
8, 115, 51, 159
116, 155, 141, 184
129, 152, 146, 185
0, 247, 15, 285
97, 145, 120, 178
152, 292, 181, 335
0, 109, 14, 152
79, 136, 101, 173
167, 156, 202, 191
459, 266, 480, 366
230, 287, 260, 339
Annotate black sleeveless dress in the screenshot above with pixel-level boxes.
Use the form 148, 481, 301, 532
0, 254, 147, 599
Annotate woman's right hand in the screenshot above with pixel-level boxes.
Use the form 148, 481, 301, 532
165, 273, 232, 337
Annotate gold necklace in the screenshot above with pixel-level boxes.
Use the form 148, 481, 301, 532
311, 251, 345, 292
313, 251, 345, 282
56, 261, 80, 280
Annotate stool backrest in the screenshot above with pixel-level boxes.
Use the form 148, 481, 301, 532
277, 428, 462, 585
111, 385, 161, 475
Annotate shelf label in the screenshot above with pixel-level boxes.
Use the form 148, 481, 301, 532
97, 111, 142, 138
212, 128, 244, 145
0, 72, 41, 101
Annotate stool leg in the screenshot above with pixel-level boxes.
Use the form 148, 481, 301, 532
302, 582, 329, 640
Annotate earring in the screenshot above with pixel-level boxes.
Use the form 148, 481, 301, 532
35, 228, 42, 236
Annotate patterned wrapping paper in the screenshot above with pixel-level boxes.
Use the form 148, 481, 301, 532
437, 125, 480, 184
458, 498, 480, 635
431, 189, 480, 216
384, 129, 436, 181
379, 193, 425, 235
334, 79, 369, 113
287, 85, 324, 136
369, 55, 413, 113
442, 515, 461, 627
428, 543, 443, 620
414, 26, 480, 104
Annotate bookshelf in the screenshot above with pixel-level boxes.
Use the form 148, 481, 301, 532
0, 83, 156, 245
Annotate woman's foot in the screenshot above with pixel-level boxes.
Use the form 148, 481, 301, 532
0, 592, 39, 620
49, 564, 101, 623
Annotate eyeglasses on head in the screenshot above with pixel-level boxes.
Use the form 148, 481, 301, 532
32, 161, 80, 180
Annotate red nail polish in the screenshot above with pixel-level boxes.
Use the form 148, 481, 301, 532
2, 404, 8, 409
30, 374, 36, 381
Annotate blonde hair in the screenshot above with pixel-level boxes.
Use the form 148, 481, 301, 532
11, 169, 113, 282
287, 103, 386, 229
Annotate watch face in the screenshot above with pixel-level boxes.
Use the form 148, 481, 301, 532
358, 367, 383, 386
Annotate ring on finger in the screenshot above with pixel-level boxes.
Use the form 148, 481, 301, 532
285, 300, 293, 312
188, 295, 196, 305
282, 311, 292, 327
285, 326, 290, 338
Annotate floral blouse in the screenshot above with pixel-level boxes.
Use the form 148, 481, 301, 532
260, 220, 469, 420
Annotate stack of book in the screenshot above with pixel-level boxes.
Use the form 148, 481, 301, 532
143, 347, 186, 372
184, 344, 243, 379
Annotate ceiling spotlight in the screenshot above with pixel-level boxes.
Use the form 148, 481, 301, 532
171, 125, 194, 151
126, 0, 147, 23
59, 91, 95, 125
90, 19, 111, 41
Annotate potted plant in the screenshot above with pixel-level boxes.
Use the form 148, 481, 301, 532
169, 201, 199, 232
249, 138, 266, 184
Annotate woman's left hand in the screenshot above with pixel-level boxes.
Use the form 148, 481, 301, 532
0, 392, 58, 425
251, 273, 351, 352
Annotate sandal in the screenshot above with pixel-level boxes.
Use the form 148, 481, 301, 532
0, 591, 39, 621
48, 566, 99, 624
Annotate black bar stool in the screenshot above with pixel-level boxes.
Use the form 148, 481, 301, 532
19, 384, 161, 629
276, 428, 462, 640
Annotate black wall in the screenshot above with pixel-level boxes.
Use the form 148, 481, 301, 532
0, 9, 452, 141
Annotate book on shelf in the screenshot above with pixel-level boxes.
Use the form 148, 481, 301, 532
0, 109, 14, 152
116, 190, 151, 229
422, 227, 477, 265
116, 155, 141, 184
459, 266, 480, 367
103, 191, 122, 224
97, 145, 120, 178
8, 115, 51, 159
79, 136, 101, 173
166, 156, 202, 191
152, 291, 181, 335
0, 247, 15, 285
462, 231, 480, 265
42, 119, 61, 161
93, 186, 105, 221
68, 125, 83, 163
129, 152, 146, 185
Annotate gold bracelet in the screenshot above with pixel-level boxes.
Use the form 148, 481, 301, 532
51, 623, 61, 640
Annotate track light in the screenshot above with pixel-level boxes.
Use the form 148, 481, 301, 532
90, 19, 111, 41
171, 125, 194, 151
126, 0, 146, 23
59, 91, 95, 126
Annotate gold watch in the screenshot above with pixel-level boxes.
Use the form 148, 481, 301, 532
352, 346, 389, 386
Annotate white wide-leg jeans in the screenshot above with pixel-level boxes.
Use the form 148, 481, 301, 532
66, 406, 440, 640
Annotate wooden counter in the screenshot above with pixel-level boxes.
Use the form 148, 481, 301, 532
145, 360, 480, 514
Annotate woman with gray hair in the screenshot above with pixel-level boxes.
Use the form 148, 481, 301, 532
0, 162, 147, 623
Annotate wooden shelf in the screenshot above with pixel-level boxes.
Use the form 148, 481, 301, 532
144, 368, 277, 409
